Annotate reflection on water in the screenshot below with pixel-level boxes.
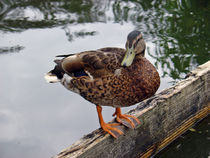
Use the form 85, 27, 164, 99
0, 45, 24, 54
0, 0, 209, 157
0, 0, 209, 79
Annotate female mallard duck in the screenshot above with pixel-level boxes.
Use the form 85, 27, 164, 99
45, 30, 160, 138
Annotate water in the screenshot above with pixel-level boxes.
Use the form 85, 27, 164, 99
155, 116, 210, 158
0, 0, 209, 157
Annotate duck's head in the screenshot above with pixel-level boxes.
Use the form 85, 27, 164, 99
121, 30, 146, 67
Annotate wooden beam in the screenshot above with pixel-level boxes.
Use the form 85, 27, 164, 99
53, 60, 210, 158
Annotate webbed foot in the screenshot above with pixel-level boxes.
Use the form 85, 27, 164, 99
113, 107, 140, 129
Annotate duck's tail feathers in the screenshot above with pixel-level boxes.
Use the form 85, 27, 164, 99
44, 72, 60, 83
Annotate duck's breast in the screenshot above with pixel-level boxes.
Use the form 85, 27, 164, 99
127, 57, 160, 102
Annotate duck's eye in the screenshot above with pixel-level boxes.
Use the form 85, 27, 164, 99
136, 38, 141, 43
134, 37, 142, 48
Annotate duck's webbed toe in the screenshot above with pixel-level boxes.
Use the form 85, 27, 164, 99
113, 107, 140, 129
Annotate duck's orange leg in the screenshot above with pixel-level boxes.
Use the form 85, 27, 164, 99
113, 107, 141, 129
96, 105, 124, 138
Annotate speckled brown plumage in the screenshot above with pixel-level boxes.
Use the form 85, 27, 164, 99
62, 51, 160, 107
45, 30, 160, 138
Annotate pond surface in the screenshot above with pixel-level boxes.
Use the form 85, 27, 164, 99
0, 0, 209, 157
155, 116, 210, 158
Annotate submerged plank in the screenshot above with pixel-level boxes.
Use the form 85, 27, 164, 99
53, 60, 210, 158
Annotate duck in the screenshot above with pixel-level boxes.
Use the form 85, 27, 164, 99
45, 30, 160, 138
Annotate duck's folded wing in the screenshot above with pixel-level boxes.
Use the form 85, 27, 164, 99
59, 48, 125, 78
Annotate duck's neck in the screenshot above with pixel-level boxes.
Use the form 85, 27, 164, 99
134, 52, 145, 61
136, 50, 145, 57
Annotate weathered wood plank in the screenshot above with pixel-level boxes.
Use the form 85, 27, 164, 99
53, 60, 210, 158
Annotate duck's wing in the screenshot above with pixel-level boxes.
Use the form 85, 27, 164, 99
58, 47, 125, 78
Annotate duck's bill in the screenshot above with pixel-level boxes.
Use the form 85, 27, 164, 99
121, 48, 135, 67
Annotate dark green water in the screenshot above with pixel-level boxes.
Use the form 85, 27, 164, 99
0, 0, 209, 157
155, 116, 210, 158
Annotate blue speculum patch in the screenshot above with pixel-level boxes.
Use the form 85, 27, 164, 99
74, 69, 88, 77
